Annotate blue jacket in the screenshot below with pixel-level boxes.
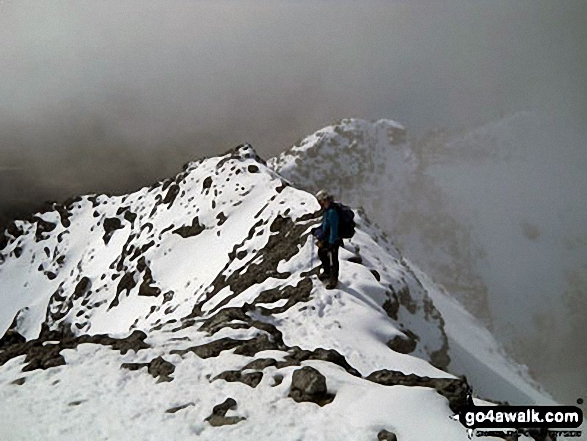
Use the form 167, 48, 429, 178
319, 206, 340, 245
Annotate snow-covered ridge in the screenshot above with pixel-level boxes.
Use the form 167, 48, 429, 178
0, 143, 554, 440
269, 118, 491, 319
269, 118, 411, 198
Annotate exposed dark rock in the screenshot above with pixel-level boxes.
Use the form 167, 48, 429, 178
13, 247, 22, 258
123, 210, 137, 224
243, 358, 277, 371
171, 333, 279, 359
247, 165, 259, 173
216, 212, 227, 226
276, 347, 361, 377
397, 285, 418, 314
428, 311, 451, 371
202, 176, 213, 190
429, 348, 451, 371
211, 397, 237, 415
370, 269, 381, 281
0, 233, 9, 251
110, 272, 137, 309
148, 356, 175, 382
218, 144, 265, 168
0, 329, 26, 348
91, 330, 150, 355
141, 223, 154, 234
68, 400, 85, 406
161, 179, 172, 192
366, 369, 471, 413
103, 217, 123, 244
199, 307, 250, 335
378, 429, 398, 441
130, 241, 155, 262
72, 277, 92, 300
205, 398, 245, 427
289, 366, 334, 406
213, 370, 263, 388
11, 377, 26, 386
121, 356, 175, 382
54, 204, 72, 228
387, 334, 417, 354
45, 285, 74, 324
253, 278, 313, 315
6, 221, 24, 240
382, 288, 400, 321
276, 182, 288, 193
166, 403, 194, 414
111, 233, 136, 272
236, 250, 247, 260
22, 343, 66, 371
88, 196, 99, 208
232, 333, 279, 357
171, 337, 247, 359
136, 256, 147, 272
138, 265, 161, 297
163, 184, 180, 205
173, 217, 205, 238
207, 414, 245, 427
34, 217, 56, 241
191, 213, 319, 317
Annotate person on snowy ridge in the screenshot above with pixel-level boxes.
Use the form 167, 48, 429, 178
312, 190, 341, 290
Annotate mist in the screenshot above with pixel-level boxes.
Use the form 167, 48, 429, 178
1, 0, 586, 403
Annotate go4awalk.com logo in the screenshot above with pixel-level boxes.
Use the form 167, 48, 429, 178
452, 405, 583, 439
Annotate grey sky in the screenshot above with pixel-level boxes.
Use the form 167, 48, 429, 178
0, 0, 586, 216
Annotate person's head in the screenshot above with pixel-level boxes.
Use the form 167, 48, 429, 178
315, 189, 332, 209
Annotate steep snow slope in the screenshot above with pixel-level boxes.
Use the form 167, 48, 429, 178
417, 112, 587, 403
269, 118, 566, 404
0, 145, 554, 440
269, 118, 490, 318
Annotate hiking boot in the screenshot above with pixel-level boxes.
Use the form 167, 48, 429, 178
325, 277, 338, 290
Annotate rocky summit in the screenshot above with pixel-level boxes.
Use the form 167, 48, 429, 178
0, 143, 553, 440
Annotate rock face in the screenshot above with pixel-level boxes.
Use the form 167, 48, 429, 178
377, 430, 398, 441
121, 356, 175, 382
387, 334, 417, 354
366, 369, 472, 413
288, 366, 333, 405
0, 143, 554, 440
205, 398, 246, 427
268, 118, 491, 320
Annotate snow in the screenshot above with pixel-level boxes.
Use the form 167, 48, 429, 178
0, 142, 560, 440
269, 115, 583, 405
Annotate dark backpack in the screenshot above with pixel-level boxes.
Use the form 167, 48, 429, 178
333, 202, 356, 239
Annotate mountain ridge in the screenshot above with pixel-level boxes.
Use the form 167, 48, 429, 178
0, 141, 555, 440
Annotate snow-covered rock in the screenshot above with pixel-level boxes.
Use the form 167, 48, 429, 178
269, 118, 490, 318
269, 115, 587, 404
0, 143, 554, 440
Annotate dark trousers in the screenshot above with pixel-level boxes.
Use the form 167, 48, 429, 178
318, 245, 339, 279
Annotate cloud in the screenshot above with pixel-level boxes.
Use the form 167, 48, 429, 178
0, 0, 585, 219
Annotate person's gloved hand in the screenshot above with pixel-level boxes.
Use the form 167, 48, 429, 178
316, 240, 325, 249
312, 226, 324, 240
